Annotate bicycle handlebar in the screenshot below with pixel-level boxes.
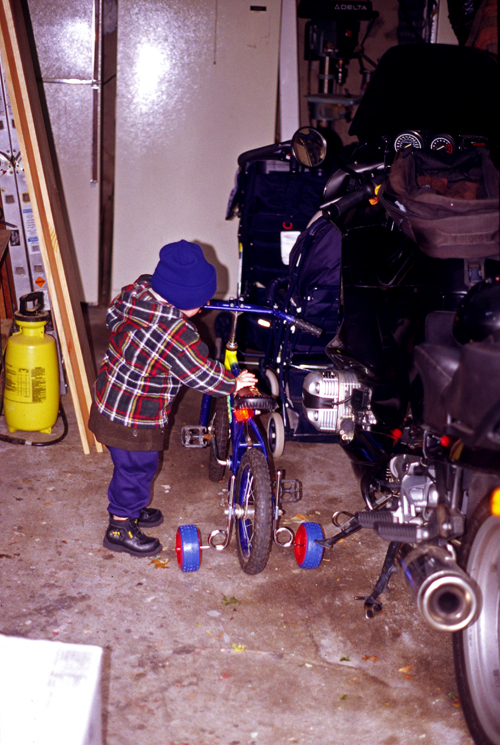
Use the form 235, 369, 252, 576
204, 299, 324, 338
291, 317, 324, 337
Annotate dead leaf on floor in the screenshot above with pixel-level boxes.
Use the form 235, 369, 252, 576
149, 557, 170, 569
289, 514, 310, 523
232, 643, 246, 653
362, 655, 379, 663
399, 665, 413, 674
222, 595, 240, 606
447, 693, 461, 708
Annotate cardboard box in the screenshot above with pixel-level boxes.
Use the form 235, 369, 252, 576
0, 635, 103, 745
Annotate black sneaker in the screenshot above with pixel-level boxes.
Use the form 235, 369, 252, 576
103, 518, 161, 557
137, 507, 164, 528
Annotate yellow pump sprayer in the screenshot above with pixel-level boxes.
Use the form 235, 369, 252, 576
3, 292, 59, 433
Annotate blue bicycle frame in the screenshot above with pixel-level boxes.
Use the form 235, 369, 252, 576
199, 300, 271, 474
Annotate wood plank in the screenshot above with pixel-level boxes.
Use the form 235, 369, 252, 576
0, 228, 11, 260
0, 229, 13, 319
0, 0, 102, 453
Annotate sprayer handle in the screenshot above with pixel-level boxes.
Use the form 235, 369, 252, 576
19, 291, 45, 316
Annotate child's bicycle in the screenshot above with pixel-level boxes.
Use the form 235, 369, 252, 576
176, 299, 326, 574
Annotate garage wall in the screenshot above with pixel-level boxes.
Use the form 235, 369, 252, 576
111, 0, 281, 300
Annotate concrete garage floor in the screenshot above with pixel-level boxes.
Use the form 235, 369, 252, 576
0, 307, 474, 745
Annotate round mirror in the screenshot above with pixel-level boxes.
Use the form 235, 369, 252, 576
291, 127, 327, 168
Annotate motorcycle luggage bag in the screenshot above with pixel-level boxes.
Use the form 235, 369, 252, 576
379, 147, 499, 259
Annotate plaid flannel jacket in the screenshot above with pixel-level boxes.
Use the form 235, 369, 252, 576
94, 275, 235, 427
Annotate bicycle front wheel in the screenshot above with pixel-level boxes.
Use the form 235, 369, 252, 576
209, 396, 230, 482
235, 448, 273, 575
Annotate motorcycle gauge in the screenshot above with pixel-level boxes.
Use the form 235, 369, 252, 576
429, 134, 456, 154
393, 130, 424, 151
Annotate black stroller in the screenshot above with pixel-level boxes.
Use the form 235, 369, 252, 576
226, 136, 331, 300
222, 131, 343, 455
223, 130, 343, 456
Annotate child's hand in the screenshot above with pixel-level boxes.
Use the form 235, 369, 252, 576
235, 369, 258, 392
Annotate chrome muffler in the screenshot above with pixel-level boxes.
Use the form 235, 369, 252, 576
397, 544, 482, 632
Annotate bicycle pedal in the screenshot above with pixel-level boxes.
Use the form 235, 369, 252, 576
278, 478, 302, 503
180, 425, 209, 448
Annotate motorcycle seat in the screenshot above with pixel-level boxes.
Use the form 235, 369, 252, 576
446, 342, 500, 450
424, 310, 458, 346
414, 343, 461, 431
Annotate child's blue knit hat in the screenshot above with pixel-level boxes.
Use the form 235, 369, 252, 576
150, 240, 217, 310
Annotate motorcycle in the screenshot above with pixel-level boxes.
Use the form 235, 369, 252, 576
284, 43, 499, 745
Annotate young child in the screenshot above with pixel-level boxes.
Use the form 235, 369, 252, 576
89, 240, 257, 557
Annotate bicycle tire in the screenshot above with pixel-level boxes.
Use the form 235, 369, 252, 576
209, 396, 230, 482
235, 448, 273, 575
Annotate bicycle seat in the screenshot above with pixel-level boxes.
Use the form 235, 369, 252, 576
234, 386, 277, 412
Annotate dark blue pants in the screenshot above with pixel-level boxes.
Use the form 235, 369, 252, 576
107, 447, 160, 519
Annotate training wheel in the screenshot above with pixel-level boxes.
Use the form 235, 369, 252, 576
176, 524, 201, 572
294, 522, 324, 569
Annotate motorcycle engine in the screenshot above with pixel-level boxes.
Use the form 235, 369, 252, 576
302, 370, 375, 440
389, 455, 439, 523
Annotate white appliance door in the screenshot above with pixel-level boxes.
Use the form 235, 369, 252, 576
112, 0, 281, 299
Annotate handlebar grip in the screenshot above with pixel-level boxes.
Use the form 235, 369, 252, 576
292, 317, 324, 337
323, 177, 381, 219
237, 142, 290, 168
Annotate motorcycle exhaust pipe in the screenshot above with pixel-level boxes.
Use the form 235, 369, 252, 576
397, 544, 482, 632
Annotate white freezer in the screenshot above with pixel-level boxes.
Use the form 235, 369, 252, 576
112, 0, 281, 299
